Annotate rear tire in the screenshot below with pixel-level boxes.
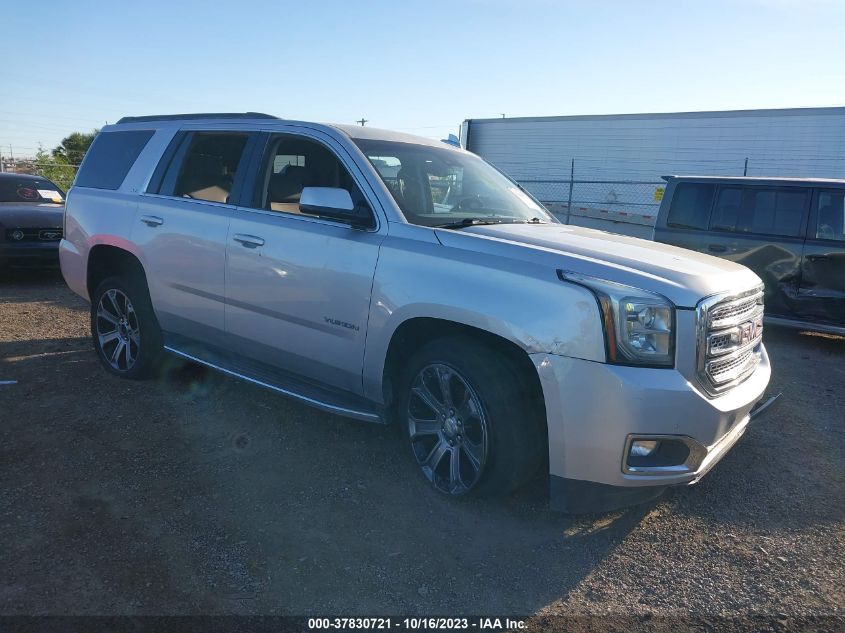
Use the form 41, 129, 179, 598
397, 336, 545, 498
90, 275, 163, 379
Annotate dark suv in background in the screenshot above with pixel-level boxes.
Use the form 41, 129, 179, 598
654, 176, 845, 334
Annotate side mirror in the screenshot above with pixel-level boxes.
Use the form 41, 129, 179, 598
300, 187, 372, 227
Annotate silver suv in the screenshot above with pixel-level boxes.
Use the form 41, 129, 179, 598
60, 113, 776, 512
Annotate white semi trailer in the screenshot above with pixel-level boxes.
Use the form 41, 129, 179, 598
460, 107, 845, 221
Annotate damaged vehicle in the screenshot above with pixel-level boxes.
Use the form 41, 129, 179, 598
654, 176, 845, 335
60, 114, 778, 512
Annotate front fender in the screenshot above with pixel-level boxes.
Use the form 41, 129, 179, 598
362, 229, 606, 402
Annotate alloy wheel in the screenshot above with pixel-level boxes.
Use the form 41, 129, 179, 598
407, 363, 489, 495
96, 288, 140, 372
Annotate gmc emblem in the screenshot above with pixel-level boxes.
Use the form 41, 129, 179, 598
740, 316, 763, 345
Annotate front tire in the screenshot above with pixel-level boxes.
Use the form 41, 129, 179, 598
90, 275, 163, 379
397, 337, 545, 498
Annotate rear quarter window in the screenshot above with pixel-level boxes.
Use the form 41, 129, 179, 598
74, 130, 155, 190
666, 183, 715, 230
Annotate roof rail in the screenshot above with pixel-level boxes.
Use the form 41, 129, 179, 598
116, 112, 279, 124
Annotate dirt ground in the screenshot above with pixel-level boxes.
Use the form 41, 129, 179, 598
1, 272, 843, 622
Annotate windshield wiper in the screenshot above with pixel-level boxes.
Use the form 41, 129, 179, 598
434, 217, 525, 230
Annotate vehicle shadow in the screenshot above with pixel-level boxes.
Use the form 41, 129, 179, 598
1, 334, 656, 615
0, 269, 78, 307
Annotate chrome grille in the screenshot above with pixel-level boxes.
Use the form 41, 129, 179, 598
707, 348, 759, 384
696, 287, 764, 396
709, 295, 760, 329
4, 228, 63, 242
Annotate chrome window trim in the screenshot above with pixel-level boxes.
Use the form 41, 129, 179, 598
230, 204, 383, 233
695, 285, 764, 397
139, 192, 235, 210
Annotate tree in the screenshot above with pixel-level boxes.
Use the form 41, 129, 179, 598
28, 129, 98, 191
35, 146, 77, 192
51, 130, 98, 165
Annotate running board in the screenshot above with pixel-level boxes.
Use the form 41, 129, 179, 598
764, 316, 845, 337
163, 341, 383, 423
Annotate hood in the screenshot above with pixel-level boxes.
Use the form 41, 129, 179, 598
0, 203, 64, 229
434, 223, 762, 308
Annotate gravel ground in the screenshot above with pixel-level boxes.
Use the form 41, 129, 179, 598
0, 272, 843, 625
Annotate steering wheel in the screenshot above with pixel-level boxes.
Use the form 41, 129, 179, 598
452, 195, 488, 212
817, 223, 835, 240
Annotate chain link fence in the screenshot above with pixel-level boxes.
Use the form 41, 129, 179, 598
519, 179, 665, 222
31, 163, 79, 192
0, 161, 80, 192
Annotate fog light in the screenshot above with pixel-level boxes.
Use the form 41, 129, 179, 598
630, 440, 660, 457
624, 437, 698, 474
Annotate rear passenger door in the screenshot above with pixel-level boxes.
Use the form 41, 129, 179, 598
134, 130, 256, 345
797, 189, 845, 325
707, 185, 810, 317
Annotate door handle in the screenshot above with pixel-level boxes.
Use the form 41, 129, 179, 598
708, 244, 727, 253
140, 215, 164, 227
233, 234, 265, 248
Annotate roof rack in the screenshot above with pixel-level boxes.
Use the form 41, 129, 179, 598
116, 112, 279, 124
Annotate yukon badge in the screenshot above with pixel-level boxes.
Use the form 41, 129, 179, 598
324, 317, 360, 332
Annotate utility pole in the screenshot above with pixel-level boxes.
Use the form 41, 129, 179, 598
356, 118, 368, 126
500, 113, 506, 118
743, 157, 748, 176
566, 158, 575, 225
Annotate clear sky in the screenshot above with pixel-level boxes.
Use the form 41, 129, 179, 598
2, 0, 844, 159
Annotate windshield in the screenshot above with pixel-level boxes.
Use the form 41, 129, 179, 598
354, 139, 556, 227
0, 176, 65, 203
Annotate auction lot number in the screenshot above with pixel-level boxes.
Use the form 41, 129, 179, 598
308, 618, 525, 630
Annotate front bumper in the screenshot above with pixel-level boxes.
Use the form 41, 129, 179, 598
0, 240, 60, 267
532, 344, 772, 497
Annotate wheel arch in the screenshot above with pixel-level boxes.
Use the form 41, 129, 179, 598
86, 243, 150, 299
379, 316, 547, 428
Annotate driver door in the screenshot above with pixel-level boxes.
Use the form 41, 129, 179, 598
797, 188, 845, 325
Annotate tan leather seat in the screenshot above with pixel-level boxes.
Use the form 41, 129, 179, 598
176, 154, 232, 203
268, 165, 308, 213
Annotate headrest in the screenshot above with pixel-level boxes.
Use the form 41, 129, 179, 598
185, 153, 225, 177
269, 165, 308, 202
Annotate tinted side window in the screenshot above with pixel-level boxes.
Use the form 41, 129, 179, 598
256, 136, 361, 216
710, 187, 743, 231
814, 190, 845, 242
171, 133, 249, 203
74, 130, 154, 190
745, 188, 807, 237
666, 183, 715, 229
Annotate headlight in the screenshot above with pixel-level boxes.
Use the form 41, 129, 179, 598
558, 271, 675, 367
